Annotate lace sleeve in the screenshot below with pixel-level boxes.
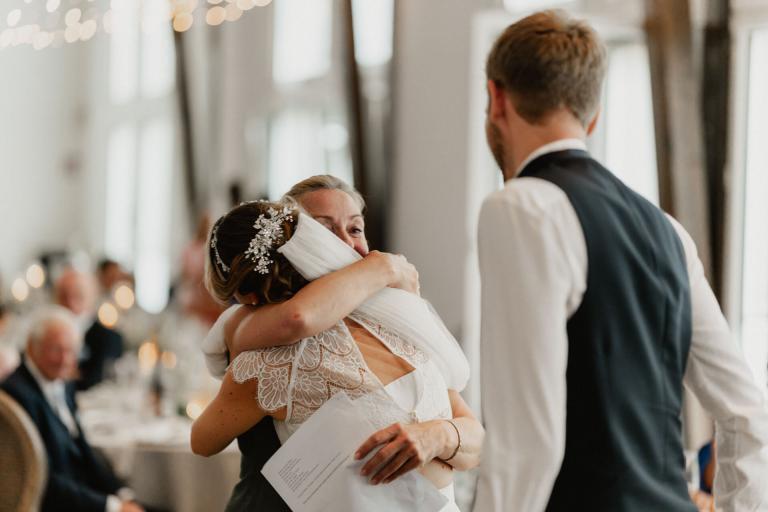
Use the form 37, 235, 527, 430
228, 344, 302, 413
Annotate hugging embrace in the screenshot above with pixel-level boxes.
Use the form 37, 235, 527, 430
191, 10, 768, 512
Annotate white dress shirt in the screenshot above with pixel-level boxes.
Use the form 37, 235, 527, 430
25, 357, 128, 512
25, 357, 79, 436
473, 139, 768, 512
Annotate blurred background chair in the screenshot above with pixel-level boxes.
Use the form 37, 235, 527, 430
0, 389, 47, 512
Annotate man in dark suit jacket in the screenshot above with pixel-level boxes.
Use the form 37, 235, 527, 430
1, 306, 143, 512
54, 268, 124, 391
78, 320, 124, 391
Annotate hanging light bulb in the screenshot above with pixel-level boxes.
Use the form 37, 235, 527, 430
26, 263, 45, 289
97, 302, 119, 328
114, 283, 136, 309
225, 4, 242, 21
205, 5, 226, 25
11, 278, 30, 302
173, 12, 193, 32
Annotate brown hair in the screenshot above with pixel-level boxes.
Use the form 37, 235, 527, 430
485, 10, 606, 126
204, 201, 308, 305
282, 175, 366, 212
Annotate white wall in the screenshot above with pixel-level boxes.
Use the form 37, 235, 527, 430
0, 44, 87, 288
390, 0, 496, 337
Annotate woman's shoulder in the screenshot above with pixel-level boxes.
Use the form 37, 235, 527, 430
227, 344, 304, 414
228, 343, 303, 384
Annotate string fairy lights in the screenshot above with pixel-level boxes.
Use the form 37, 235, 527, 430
0, 0, 273, 50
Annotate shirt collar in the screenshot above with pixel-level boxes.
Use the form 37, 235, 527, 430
24, 356, 61, 398
512, 138, 588, 179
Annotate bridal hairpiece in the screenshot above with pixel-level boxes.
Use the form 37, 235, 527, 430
245, 204, 294, 274
210, 222, 230, 274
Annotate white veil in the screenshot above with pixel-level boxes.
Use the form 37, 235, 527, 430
278, 213, 469, 391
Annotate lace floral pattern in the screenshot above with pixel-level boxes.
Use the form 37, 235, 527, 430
229, 316, 452, 438
348, 311, 429, 367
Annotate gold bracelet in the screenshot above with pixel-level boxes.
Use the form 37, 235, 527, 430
441, 419, 461, 462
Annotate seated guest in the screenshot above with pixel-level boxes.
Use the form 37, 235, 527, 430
55, 269, 124, 390
0, 306, 144, 512
96, 259, 128, 298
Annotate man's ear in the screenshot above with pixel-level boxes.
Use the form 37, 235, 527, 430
487, 79, 507, 122
586, 106, 601, 136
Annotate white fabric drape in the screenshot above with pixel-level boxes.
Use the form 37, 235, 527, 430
278, 213, 469, 391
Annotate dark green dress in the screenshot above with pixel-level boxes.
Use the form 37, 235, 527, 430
225, 417, 291, 512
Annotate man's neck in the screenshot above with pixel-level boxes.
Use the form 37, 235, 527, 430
503, 119, 587, 181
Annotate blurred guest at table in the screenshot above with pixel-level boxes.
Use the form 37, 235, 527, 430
0, 303, 20, 380
177, 212, 225, 327
96, 259, 128, 298
55, 268, 124, 391
0, 306, 144, 512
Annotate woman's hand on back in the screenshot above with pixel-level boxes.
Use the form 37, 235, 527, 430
367, 251, 420, 296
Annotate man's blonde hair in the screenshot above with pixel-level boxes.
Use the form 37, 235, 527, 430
486, 10, 606, 126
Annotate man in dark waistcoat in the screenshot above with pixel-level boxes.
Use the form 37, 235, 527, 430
473, 10, 768, 512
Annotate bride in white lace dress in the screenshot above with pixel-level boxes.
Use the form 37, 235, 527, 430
191, 199, 484, 511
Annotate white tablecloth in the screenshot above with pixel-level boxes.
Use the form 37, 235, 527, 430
78, 384, 241, 512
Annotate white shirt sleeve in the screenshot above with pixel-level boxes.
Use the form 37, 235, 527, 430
201, 305, 241, 379
473, 180, 586, 512
105, 495, 121, 512
668, 216, 768, 511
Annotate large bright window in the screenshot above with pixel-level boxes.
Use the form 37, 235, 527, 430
103, 2, 176, 313
267, 0, 355, 199
267, 110, 353, 200
273, 0, 333, 85
739, 27, 768, 388
602, 42, 658, 204
351, 0, 394, 68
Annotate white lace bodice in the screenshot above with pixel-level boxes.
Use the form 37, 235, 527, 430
229, 312, 453, 441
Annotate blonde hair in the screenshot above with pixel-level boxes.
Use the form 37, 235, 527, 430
204, 201, 307, 306
282, 175, 365, 211
486, 10, 606, 126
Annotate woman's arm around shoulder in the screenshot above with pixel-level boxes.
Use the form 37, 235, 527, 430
231, 251, 419, 353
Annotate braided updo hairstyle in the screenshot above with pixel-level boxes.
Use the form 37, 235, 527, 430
204, 200, 308, 306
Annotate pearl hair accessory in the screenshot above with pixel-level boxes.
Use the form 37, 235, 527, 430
244, 205, 294, 274
210, 223, 230, 274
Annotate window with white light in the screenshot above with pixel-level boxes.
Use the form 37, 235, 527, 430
268, 0, 355, 197
352, 0, 394, 68
105, 124, 136, 264
273, 0, 333, 85
104, 1, 176, 313
601, 42, 659, 204
109, 0, 139, 104
267, 110, 353, 200
141, 0, 175, 99
135, 119, 174, 313
739, 27, 768, 388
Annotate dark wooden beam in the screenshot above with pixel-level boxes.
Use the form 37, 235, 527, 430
173, 29, 199, 225
340, 0, 377, 244
644, 0, 712, 279
702, 0, 731, 299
